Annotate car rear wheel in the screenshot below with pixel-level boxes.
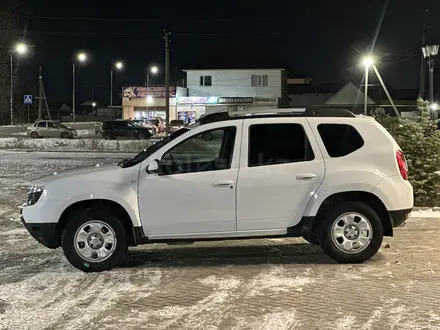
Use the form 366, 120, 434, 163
30, 131, 39, 139
61, 132, 70, 139
61, 206, 128, 272
319, 202, 384, 263
136, 133, 146, 140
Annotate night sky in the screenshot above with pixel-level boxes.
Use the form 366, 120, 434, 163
11, 0, 440, 106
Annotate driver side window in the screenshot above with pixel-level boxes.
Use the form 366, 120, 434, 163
160, 126, 236, 175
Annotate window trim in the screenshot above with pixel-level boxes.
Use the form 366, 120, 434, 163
199, 75, 212, 87
251, 74, 269, 87
247, 123, 315, 168
317, 123, 364, 158
159, 126, 237, 175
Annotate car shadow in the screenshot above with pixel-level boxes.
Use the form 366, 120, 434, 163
118, 242, 338, 269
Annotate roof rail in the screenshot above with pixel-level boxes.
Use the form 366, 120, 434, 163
197, 107, 356, 124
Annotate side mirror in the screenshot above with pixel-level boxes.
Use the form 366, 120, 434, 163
146, 159, 160, 174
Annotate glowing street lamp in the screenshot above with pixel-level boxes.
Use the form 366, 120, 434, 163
72, 51, 88, 122
111, 61, 125, 113
10, 42, 29, 124
146, 65, 159, 87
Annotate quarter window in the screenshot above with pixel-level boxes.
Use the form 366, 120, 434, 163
248, 123, 314, 167
317, 124, 364, 157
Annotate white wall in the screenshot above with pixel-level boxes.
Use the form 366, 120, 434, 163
185, 69, 283, 98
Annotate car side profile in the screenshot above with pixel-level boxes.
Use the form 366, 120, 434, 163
20, 108, 413, 272
101, 120, 153, 140
28, 120, 77, 139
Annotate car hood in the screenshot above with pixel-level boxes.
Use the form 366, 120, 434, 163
31, 163, 123, 185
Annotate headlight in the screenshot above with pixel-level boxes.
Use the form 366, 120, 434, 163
27, 186, 44, 206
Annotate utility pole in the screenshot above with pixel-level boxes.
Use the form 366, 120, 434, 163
10, 55, 13, 125
72, 63, 76, 122
419, 22, 428, 99
38, 66, 43, 120
37, 66, 52, 120
164, 29, 171, 134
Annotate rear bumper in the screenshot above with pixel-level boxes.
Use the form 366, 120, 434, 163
389, 208, 412, 228
20, 209, 59, 248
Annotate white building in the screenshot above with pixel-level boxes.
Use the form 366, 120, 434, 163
176, 69, 289, 121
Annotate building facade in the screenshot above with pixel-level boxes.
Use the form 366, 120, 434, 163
122, 86, 188, 121
176, 69, 288, 120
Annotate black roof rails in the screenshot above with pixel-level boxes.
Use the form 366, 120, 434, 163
197, 107, 356, 125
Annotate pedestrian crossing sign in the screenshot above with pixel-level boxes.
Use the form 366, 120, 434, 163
24, 95, 33, 105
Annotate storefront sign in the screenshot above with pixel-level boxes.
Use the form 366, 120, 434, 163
177, 96, 218, 104
123, 86, 176, 99
253, 97, 278, 104
217, 97, 253, 104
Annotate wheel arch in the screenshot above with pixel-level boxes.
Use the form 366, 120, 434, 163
56, 199, 140, 247
311, 191, 392, 237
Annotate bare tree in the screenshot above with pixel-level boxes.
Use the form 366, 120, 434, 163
0, 7, 21, 124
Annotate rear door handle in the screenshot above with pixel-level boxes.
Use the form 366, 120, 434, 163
213, 180, 234, 187
296, 174, 316, 180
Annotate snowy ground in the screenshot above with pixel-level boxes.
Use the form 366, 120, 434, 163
1, 151, 440, 330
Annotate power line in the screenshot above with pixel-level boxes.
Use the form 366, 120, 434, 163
382, 53, 420, 64
21, 15, 286, 22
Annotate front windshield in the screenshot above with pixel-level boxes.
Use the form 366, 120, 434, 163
120, 127, 190, 168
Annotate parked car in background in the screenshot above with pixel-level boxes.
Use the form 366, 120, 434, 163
168, 119, 185, 133
101, 120, 153, 140
28, 120, 77, 139
94, 122, 103, 135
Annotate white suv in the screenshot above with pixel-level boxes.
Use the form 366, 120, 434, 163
20, 108, 413, 272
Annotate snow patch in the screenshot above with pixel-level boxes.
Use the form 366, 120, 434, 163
246, 265, 315, 296
410, 208, 440, 218
334, 315, 356, 330
0, 137, 153, 152
232, 308, 299, 330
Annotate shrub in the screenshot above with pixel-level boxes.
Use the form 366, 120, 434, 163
372, 99, 440, 206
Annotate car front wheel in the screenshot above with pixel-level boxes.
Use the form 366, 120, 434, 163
61, 207, 128, 272
319, 202, 384, 263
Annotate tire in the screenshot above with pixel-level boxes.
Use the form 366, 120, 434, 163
136, 133, 145, 140
61, 206, 128, 272
302, 233, 320, 245
61, 132, 70, 139
30, 131, 39, 139
318, 202, 384, 263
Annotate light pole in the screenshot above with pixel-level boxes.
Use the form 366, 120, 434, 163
72, 52, 87, 122
362, 56, 374, 115
145, 65, 159, 88
422, 44, 439, 118
110, 61, 123, 118
10, 42, 28, 125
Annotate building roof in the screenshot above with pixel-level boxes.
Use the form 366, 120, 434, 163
325, 82, 375, 105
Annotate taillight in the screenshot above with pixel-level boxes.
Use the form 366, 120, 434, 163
396, 150, 408, 180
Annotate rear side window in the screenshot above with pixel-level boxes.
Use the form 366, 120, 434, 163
317, 124, 364, 157
36, 122, 46, 127
248, 123, 314, 167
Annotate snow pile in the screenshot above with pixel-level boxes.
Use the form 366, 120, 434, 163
0, 137, 154, 152
410, 207, 440, 218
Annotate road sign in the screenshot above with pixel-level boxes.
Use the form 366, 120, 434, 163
24, 95, 33, 105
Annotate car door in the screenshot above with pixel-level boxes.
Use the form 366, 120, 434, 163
138, 122, 242, 236
236, 118, 325, 231
46, 122, 58, 137
36, 121, 47, 137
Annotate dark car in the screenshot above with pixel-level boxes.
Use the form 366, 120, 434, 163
101, 120, 153, 140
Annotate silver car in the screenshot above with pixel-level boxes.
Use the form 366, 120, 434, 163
28, 120, 77, 139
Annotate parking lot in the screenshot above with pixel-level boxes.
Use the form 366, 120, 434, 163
1, 151, 440, 330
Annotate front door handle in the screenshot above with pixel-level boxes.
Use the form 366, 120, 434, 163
213, 180, 234, 187
296, 174, 316, 180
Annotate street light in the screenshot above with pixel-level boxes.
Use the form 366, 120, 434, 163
10, 42, 29, 125
361, 56, 374, 115
431, 102, 438, 111
111, 61, 124, 117
422, 44, 439, 114
146, 65, 159, 87
72, 51, 88, 122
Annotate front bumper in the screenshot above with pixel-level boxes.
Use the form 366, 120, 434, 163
20, 209, 59, 248
389, 208, 412, 228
